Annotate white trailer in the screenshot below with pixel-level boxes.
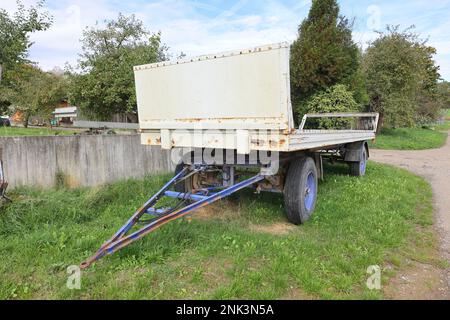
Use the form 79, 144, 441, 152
134, 42, 377, 153
81, 42, 379, 268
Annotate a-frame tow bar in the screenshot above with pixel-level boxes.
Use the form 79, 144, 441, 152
80, 165, 264, 269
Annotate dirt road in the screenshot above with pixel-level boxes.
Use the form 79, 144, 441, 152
371, 131, 450, 299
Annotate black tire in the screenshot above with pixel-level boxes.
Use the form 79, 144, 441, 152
174, 162, 193, 194
349, 147, 367, 177
283, 157, 318, 225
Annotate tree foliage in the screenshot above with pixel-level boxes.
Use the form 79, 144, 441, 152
69, 14, 168, 120
437, 81, 450, 110
290, 0, 359, 122
302, 84, 358, 129
0, 0, 52, 84
363, 26, 441, 129
0, 0, 52, 115
6, 65, 69, 126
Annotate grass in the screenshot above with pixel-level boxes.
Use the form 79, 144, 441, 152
433, 121, 450, 131
0, 126, 77, 137
0, 162, 439, 300
370, 127, 447, 150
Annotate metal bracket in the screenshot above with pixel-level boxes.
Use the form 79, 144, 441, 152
314, 153, 324, 181
299, 112, 380, 132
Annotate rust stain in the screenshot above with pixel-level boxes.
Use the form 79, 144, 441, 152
251, 139, 265, 146
185, 118, 203, 122
269, 140, 278, 147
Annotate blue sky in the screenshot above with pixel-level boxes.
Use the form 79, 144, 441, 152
2, 0, 450, 80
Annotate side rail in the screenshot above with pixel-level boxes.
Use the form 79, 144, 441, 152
298, 112, 379, 133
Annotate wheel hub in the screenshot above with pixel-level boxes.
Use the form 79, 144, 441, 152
304, 171, 316, 212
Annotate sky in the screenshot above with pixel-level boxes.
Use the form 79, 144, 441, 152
1, 0, 450, 80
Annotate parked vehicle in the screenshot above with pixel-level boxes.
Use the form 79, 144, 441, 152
81, 42, 379, 268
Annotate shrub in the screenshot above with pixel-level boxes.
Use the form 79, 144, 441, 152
298, 84, 358, 129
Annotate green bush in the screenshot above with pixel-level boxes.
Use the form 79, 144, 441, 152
298, 84, 358, 129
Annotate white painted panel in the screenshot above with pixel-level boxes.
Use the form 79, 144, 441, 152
134, 43, 292, 130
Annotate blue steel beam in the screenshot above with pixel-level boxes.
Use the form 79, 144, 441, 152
102, 174, 264, 256
164, 190, 210, 202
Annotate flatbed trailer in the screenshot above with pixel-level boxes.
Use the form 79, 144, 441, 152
81, 42, 378, 268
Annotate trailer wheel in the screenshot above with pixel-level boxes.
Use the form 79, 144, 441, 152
349, 146, 367, 177
174, 162, 193, 194
283, 157, 318, 225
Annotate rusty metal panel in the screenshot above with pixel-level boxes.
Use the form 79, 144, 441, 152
134, 43, 293, 131
140, 130, 291, 152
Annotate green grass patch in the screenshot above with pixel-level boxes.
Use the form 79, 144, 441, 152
0, 163, 438, 299
432, 121, 450, 131
370, 127, 447, 150
0, 126, 77, 137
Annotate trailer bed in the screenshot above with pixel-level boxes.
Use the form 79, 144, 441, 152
134, 43, 378, 154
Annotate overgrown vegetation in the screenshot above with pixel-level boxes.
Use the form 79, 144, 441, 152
0, 163, 441, 299
363, 26, 442, 130
301, 84, 358, 129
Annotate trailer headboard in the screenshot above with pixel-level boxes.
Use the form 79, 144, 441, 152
134, 43, 294, 131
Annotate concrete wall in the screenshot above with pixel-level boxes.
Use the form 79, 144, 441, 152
0, 135, 175, 189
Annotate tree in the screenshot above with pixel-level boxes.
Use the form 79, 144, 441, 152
7, 65, 68, 127
69, 14, 168, 120
290, 0, 359, 122
0, 0, 52, 115
0, 0, 52, 84
363, 26, 441, 130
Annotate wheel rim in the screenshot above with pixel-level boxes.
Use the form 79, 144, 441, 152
360, 149, 367, 175
304, 171, 316, 211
